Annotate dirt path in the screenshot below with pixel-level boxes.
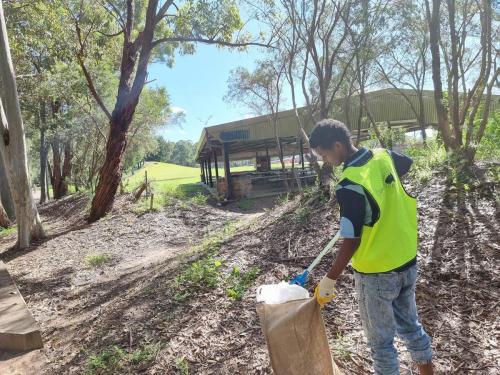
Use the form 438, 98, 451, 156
0, 194, 272, 375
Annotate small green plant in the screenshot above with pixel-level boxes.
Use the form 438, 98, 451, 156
331, 332, 351, 360
293, 207, 311, 224
175, 256, 222, 290
276, 193, 289, 205
226, 266, 260, 300
130, 342, 162, 364
237, 198, 254, 210
190, 192, 207, 205
84, 342, 162, 374
174, 357, 189, 375
406, 139, 446, 184
172, 220, 238, 299
85, 345, 125, 374
84, 253, 111, 267
0, 225, 16, 237
132, 192, 173, 214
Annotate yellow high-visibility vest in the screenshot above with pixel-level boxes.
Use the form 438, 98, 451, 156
340, 148, 417, 273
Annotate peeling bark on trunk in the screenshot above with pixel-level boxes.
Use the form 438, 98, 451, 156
0, 149, 14, 220
0, 2, 44, 248
88, 115, 130, 222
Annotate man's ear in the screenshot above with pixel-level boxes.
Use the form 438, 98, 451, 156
333, 141, 343, 151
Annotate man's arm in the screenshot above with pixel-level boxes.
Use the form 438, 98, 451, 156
328, 183, 364, 279
326, 238, 361, 280
389, 150, 413, 177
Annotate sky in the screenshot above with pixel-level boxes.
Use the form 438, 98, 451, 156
146, 5, 302, 145
148, 46, 265, 143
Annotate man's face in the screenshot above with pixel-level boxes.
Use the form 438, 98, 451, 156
314, 142, 345, 167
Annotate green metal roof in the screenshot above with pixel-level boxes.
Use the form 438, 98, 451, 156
196, 88, 499, 161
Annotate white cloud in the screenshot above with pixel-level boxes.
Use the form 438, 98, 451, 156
171, 106, 187, 114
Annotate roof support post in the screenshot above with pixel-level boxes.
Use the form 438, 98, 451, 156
200, 160, 206, 183
223, 142, 233, 199
300, 138, 305, 170
208, 154, 213, 187
265, 143, 270, 170
213, 149, 219, 181
204, 160, 209, 185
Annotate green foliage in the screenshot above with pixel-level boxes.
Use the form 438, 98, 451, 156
299, 185, 327, 205
85, 345, 125, 374
129, 342, 162, 364
132, 184, 207, 214
190, 192, 208, 205
174, 357, 189, 375
146, 137, 176, 163
225, 266, 260, 300
276, 193, 289, 206
406, 140, 446, 184
172, 221, 237, 300
225, 60, 284, 115
123, 88, 171, 172
368, 125, 406, 149
84, 254, 111, 268
475, 110, 500, 161
174, 256, 223, 300
85, 342, 162, 375
0, 226, 16, 237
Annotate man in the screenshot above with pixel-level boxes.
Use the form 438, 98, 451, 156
309, 119, 433, 375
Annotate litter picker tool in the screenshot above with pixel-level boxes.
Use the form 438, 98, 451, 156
289, 230, 341, 287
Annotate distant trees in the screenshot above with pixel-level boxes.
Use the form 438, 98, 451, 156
146, 137, 197, 167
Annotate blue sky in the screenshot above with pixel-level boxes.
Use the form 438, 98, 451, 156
146, 4, 305, 145
148, 45, 269, 144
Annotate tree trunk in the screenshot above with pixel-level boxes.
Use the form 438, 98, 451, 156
426, 0, 457, 150
0, 199, 10, 228
39, 126, 48, 203
50, 138, 71, 199
0, 2, 44, 248
51, 139, 63, 198
62, 140, 72, 194
88, 117, 128, 222
360, 88, 387, 148
45, 160, 50, 200
417, 93, 427, 145
0, 149, 14, 220
272, 117, 290, 193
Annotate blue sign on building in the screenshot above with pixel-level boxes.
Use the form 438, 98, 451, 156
220, 129, 250, 141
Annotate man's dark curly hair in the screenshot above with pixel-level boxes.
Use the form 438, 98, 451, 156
309, 118, 352, 149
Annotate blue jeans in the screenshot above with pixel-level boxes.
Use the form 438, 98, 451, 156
354, 264, 432, 375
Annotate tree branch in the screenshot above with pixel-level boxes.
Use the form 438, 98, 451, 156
151, 36, 273, 49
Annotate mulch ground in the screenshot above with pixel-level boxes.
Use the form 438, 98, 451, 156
0, 169, 498, 374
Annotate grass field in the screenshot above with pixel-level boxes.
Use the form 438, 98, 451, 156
123, 162, 270, 190
123, 161, 303, 199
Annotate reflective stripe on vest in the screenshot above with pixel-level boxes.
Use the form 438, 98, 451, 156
340, 148, 417, 273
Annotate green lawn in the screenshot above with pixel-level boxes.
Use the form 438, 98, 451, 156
123, 162, 260, 190
123, 161, 302, 194
124, 162, 202, 191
